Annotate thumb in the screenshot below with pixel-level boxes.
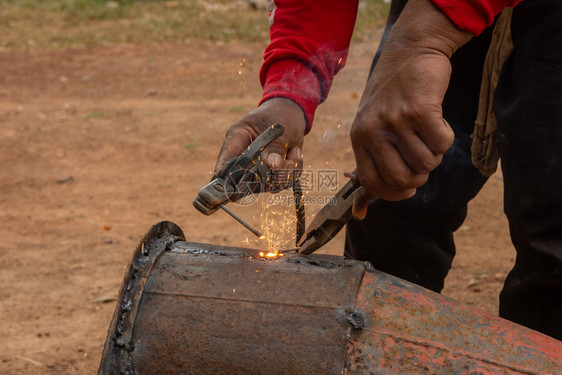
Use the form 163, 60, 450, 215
352, 187, 375, 221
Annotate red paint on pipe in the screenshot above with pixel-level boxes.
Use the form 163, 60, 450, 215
346, 268, 562, 374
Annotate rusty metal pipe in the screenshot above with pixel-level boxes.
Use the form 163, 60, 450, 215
99, 222, 562, 374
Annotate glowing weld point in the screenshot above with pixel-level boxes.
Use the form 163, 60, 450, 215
259, 251, 279, 258
259, 235, 266, 240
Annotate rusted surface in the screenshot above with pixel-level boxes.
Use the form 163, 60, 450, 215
100, 222, 562, 374
98, 221, 185, 375
132, 242, 365, 374
99, 231, 365, 374
346, 266, 562, 374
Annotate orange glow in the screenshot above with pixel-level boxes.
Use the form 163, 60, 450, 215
259, 235, 266, 240
258, 250, 279, 258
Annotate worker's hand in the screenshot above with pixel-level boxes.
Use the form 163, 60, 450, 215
351, 50, 453, 201
350, 0, 472, 201
214, 97, 306, 183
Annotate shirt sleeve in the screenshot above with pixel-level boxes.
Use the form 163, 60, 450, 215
430, 0, 523, 35
259, 0, 359, 133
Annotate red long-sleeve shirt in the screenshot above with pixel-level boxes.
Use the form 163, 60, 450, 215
259, 0, 522, 132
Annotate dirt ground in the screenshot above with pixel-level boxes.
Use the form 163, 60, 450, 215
0, 35, 515, 374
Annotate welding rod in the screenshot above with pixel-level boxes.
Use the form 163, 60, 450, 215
219, 204, 264, 239
279, 247, 300, 253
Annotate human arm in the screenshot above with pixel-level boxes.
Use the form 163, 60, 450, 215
350, 0, 472, 203
350, 0, 521, 211
214, 0, 358, 174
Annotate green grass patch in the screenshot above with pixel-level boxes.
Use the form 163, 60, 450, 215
229, 105, 246, 113
83, 111, 105, 119
66, 213, 86, 220
354, 0, 390, 41
0, 0, 388, 50
184, 141, 198, 152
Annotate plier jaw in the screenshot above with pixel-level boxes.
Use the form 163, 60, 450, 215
298, 177, 362, 255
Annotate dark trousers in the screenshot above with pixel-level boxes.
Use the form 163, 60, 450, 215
345, 0, 562, 340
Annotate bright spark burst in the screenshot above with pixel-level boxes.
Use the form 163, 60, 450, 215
257, 192, 297, 258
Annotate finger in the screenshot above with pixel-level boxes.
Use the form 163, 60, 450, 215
353, 144, 416, 201
285, 146, 303, 169
395, 131, 443, 174
261, 139, 289, 169
267, 147, 302, 191
414, 116, 455, 156
352, 187, 375, 221
280, 147, 303, 175
371, 140, 428, 191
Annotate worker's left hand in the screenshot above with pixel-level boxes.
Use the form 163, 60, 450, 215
214, 98, 306, 191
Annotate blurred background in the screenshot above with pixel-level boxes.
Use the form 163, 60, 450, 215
0, 1, 512, 374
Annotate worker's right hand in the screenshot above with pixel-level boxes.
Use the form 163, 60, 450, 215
214, 97, 306, 182
349, 0, 472, 203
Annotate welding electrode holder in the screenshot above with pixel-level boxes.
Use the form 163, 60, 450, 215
193, 124, 305, 243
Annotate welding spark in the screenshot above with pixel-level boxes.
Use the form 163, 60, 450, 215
257, 192, 298, 258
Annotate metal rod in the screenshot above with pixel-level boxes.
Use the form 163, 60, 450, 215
279, 247, 300, 254
219, 204, 264, 238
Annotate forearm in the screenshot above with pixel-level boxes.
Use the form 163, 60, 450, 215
385, 0, 473, 60
259, 0, 359, 132
350, 0, 473, 201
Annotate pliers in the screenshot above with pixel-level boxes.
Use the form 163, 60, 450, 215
297, 175, 365, 255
